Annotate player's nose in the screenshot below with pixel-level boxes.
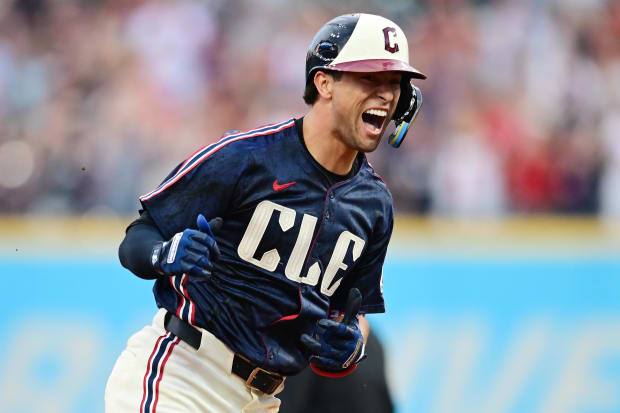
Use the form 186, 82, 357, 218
376, 82, 397, 103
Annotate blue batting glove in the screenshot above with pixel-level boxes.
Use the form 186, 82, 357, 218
151, 215, 223, 278
300, 288, 365, 375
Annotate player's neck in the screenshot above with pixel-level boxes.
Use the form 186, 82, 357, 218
303, 109, 358, 176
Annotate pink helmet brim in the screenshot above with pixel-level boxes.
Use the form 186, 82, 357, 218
327, 59, 427, 79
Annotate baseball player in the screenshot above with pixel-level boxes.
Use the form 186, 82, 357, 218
105, 13, 425, 413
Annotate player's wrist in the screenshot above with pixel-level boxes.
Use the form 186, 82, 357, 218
150, 241, 166, 276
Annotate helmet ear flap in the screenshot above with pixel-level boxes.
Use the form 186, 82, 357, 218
392, 77, 414, 121
388, 79, 423, 148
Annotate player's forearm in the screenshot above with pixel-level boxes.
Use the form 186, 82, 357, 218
118, 212, 166, 279
358, 315, 369, 344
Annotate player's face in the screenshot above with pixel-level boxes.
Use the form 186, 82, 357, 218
331, 71, 402, 152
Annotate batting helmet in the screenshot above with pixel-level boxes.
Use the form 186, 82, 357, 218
306, 13, 426, 148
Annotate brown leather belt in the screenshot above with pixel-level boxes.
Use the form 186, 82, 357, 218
163, 312, 284, 395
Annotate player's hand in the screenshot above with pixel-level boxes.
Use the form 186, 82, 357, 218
151, 214, 223, 277
300, 288, 365, 376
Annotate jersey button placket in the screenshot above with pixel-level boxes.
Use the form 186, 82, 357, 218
326, 191, 334, 219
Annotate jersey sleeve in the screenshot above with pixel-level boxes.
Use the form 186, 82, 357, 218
139, 140, 249, 239
331, 204, 394, 315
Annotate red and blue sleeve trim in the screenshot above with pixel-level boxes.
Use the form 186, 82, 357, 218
140, 119, 295, 201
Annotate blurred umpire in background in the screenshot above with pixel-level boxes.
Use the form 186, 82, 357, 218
278, 329, 393, 413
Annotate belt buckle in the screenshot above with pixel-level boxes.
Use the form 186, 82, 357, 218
246, 366, 282, 394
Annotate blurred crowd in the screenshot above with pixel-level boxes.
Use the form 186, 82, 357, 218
0, 0, 618, 217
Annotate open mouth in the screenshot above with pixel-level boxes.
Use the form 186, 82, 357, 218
361, 109, 387, 135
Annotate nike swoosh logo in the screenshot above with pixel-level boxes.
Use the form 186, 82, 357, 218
273, 179, 296, 192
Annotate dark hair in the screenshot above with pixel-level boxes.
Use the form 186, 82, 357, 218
303, 70, 342, 105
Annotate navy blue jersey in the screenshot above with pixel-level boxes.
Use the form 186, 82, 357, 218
139, 118, 393, 375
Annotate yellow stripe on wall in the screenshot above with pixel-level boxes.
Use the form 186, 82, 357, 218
0, 215, 618, 258
391, 215, 620, 257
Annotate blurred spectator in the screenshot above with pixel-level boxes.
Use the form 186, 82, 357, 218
124, 0, 216, 109
600, 110, 620, 218
429, 110, 506, 216
0, 0, 618, 218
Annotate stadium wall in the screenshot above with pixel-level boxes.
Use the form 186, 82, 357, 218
1, 216, 618, 413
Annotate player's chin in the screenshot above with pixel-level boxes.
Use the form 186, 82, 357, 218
355, 135, 382, 153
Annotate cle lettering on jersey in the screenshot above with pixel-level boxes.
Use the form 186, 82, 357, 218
237, 200, 365, 296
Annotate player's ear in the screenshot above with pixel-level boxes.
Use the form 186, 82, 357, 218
314, 71, 334, 100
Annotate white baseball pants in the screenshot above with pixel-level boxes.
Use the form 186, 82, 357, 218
105, 309, 283, 413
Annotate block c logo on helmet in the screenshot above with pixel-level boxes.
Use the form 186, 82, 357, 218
382, 27, 399, 53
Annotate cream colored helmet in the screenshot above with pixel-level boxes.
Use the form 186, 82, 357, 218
306, 13, 426, 147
